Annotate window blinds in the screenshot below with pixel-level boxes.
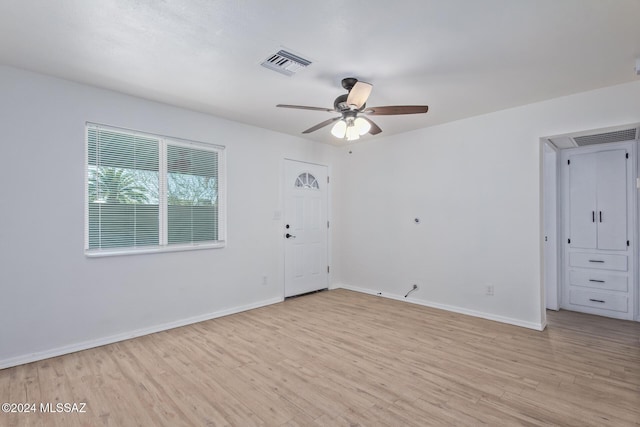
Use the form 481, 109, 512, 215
87, 127, 160, 250
86, 124, 224, 255
167, 144, 219, 244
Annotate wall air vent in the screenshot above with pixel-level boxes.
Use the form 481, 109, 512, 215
261, 50, 312, 76
573, 128, 638, 146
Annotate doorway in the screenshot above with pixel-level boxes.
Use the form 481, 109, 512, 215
543, 124, 640, 322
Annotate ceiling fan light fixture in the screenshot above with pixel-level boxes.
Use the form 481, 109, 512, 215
332, 117, 362, 141
354, 117, 371, 135
345, 122, 360, 141
331, 119, 347, 138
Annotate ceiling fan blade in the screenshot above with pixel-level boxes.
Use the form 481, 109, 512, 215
361, 117, 382, 135
364, 105, 429, 115
276, 104, 335, 112
302, 117, 342, 134
346, 81, 373, 109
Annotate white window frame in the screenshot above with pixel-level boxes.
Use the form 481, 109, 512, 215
85, 123, 226, 257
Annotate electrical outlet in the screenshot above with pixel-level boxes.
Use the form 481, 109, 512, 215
486, 285, 494, 296
262, 276, 268, 286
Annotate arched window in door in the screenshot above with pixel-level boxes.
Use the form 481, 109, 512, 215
294, 172, 320, 189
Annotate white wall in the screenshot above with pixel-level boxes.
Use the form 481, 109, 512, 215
0, 66, 339, 367
335, 80, 640, 330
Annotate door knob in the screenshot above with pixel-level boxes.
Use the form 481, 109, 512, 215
285, 233, 296, 239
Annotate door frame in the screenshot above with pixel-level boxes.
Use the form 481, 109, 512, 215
282, 158, 331, 297
543, 125, 640, 323
559, 140, 637, 320
542, 141, 559, 311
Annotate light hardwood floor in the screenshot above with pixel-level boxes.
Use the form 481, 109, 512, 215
1, 289, 639, 426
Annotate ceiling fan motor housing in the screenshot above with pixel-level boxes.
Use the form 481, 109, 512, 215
334, 94, 366, 112
333, 94, 352, 112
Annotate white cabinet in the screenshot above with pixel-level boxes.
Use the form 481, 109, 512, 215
568, 150, 627, 250
562, 142, 635, 320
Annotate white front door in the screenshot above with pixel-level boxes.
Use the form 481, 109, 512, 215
284, 160, 328, 297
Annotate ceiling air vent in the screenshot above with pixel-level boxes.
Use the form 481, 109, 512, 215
573, 128, 638, 146
261, 50, 311, 76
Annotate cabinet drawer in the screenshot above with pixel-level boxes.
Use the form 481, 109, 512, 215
569, 289, 628, 313
569, 253, 627, 271
569, 270, 628, 292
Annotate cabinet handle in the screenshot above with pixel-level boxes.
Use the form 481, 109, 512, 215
599, 211, 602, 223
588, 260, 605, 263
592, 211, 595, 222
589, 298, 605, 303
588, 279, 605, 283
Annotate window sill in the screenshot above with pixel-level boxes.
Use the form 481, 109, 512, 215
85, 241, 226, 258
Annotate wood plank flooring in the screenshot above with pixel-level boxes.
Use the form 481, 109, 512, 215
1, 289, 639, 426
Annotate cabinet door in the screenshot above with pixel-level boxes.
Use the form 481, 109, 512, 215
596, 150, 627, 250
569, 152, 597, 249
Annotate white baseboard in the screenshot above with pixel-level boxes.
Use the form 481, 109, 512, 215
1, 286, 547, 370
0, 296, 283, 370
328, 281, 344, 290
337, 284, 545, 331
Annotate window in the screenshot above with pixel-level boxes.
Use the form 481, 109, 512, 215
86, 123, 225, 256
294, 172, 320, 189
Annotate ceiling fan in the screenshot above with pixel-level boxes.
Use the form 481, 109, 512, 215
276, 77, 428, 141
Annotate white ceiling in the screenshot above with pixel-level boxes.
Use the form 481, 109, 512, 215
1, 0, 639, 144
